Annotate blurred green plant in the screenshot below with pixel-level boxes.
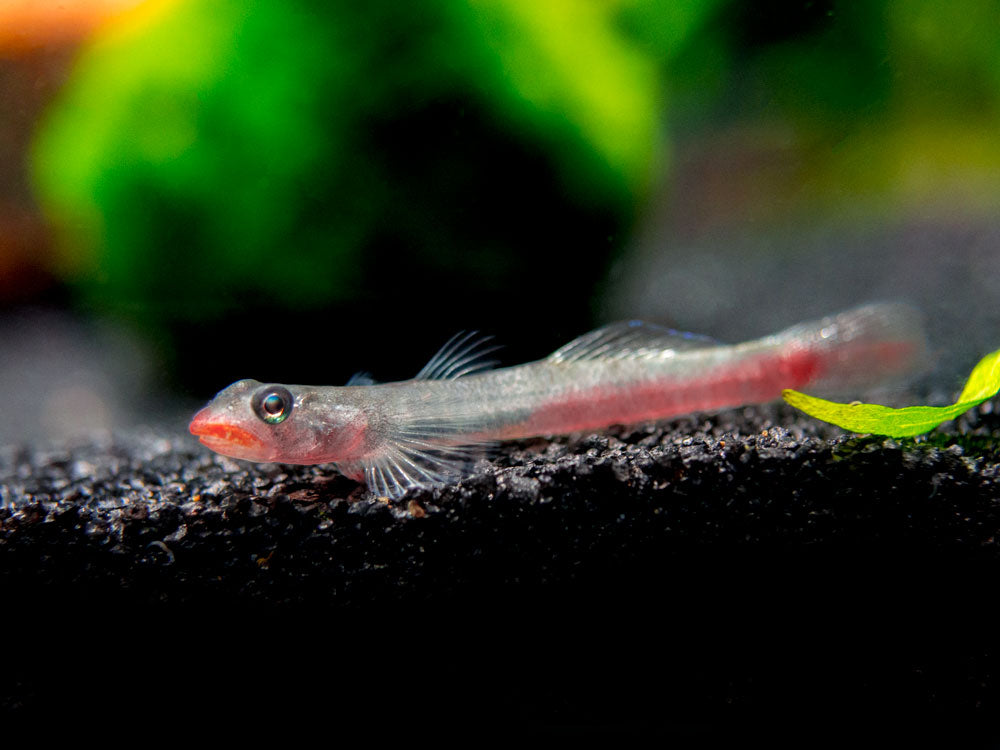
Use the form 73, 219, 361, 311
30, 0, 1000, 380
658, 0, 1000, 223
31, 0, 725, 328
784, 348, 1000, 437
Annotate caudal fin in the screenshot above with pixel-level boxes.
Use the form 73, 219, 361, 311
773, 303, 928, 395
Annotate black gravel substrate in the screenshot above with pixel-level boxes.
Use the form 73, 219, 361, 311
3, 403, 1000, 743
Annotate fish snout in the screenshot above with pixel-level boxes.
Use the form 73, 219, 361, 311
189, 407, 266, 454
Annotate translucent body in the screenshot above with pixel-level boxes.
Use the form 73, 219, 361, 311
190, 303, 926, 497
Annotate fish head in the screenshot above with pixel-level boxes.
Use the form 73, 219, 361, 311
189, 379, 367, 465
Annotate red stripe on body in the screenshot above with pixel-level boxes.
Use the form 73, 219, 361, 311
510, 336, 919, 439
511, 349, 821, 438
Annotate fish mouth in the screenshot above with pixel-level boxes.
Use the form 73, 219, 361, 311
189, 409, 265, 455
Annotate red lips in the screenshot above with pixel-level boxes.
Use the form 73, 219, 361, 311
189, 407, 263, 449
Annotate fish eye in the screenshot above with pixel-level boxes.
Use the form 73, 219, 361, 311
251, 385, 294, 425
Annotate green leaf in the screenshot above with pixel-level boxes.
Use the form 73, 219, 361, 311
782, 348, 1000, 437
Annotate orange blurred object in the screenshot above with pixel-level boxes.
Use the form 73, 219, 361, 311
0, 0, 148, 57
0, 1, 154, 300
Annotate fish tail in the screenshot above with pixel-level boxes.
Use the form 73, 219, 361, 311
772, 303, 928, 395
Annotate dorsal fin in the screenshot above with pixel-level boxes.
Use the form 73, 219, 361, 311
346, 371, 377, 386
415, 331, 501, 380
548, 320, 719, 364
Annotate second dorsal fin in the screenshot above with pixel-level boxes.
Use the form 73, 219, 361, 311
548, 320, 719, 364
